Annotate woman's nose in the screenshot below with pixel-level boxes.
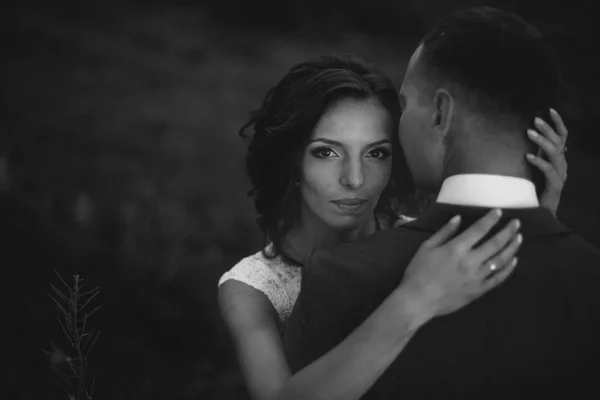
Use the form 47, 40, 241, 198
340, 160, 364, 190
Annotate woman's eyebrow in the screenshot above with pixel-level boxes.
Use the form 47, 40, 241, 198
308, 138, 391, 146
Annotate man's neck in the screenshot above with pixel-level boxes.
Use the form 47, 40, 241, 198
444, 121, 535, 180
443, 152, 533, 182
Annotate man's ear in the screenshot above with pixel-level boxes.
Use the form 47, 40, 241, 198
431, 88, 454, 139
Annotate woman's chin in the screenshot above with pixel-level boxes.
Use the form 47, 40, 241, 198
326, 214, 371, 231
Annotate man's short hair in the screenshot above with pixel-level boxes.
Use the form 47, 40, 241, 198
419, 7, 561, 126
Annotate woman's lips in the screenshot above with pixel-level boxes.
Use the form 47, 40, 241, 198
332, 198, 368, 213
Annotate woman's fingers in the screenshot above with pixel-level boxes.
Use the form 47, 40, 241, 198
480, 256, 519, 292
527, 127, 567, 180
447, 209, 503, 251
472, 219, 521, 265
526, 152, 565, 184
533, 117, 562, 148
527, 128, 563, 162
403, 211, 524, 318
549, 108, 569, 143
423, 215, 462, 247
479, 231, 523, 279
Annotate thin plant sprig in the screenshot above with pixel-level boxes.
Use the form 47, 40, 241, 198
44, 270, 101, 400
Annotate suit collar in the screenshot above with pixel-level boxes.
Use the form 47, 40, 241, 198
403, 202, 571, 238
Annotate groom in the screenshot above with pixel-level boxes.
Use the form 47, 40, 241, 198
284, 7, 600, 399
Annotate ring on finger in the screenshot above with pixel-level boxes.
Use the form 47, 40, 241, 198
562, 145, 568, 154
486, 261, 499, 272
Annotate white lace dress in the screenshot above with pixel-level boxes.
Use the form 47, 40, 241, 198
218, 244, 302, 324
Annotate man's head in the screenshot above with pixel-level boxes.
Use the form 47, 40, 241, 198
398, 7, 561, 192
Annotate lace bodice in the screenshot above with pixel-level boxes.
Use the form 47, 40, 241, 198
218, 244, 302, 323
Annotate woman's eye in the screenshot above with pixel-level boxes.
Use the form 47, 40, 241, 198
368, 148, 391, 160
311, 147, 337, 158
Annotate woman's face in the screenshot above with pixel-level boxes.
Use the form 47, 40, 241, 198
299, 97, 393, 231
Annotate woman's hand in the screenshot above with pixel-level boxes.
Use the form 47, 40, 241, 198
526, 108, 569, 216
400, 209, 522, 318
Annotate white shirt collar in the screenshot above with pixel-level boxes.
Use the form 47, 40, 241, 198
436, 174, 539, 208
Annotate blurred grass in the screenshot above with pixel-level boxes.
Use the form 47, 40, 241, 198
3, 5, 599, 400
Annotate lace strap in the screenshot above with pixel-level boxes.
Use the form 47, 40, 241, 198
218, 256, 290, 322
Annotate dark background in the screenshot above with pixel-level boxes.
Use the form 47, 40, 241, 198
3, 0, 599, 399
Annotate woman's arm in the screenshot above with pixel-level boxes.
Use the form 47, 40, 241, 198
218, 281, 292, 400
219, 279, 426, 400
220, 209, 522, 400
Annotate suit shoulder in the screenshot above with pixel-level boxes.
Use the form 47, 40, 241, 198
308, 226, 426, 277
543, 233, 600, 295
560, 233, 600, 269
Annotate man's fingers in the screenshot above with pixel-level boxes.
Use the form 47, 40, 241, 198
448, 209, 503, 250
473, 219, 521, 265
424, 215, 462, 247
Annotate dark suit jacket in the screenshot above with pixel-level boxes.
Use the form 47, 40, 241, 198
284, 203, 600, 399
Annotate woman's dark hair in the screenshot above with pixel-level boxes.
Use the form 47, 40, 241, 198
239, 55, 414, 263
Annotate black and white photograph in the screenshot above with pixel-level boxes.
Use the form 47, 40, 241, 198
4, 0, 600, 399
